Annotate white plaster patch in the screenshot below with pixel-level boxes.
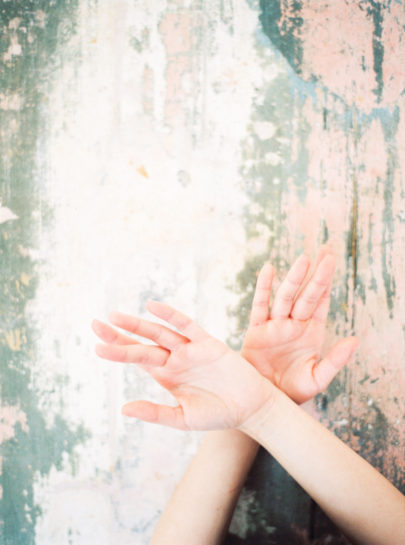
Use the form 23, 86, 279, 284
3, 37, 22, 62
265, 152, 282, 166
8, 17, 21, 31
0, 205, 18, 223
0, 92, 23, 111
26, 0, 266, 542
253, 120, 276, 140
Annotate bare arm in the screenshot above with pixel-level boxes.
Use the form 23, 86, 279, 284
148, 249, 359, 545
93, 250, 364, 544
93, 302, 405, 545
241, 389, 405, 545
150, 430, 258, 545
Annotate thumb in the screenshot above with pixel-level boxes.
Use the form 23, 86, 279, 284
121, 400, 188, 430
313, 336, 360, 393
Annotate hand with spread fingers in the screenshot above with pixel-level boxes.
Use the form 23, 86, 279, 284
92, 300, 274, 431
242, 246, 359, 404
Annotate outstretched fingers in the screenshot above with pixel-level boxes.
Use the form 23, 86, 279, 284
312, 336, 360, 392
270, 254, 311, 319
121, 400, 188, 429
95, 342, 170, 367
146, 300, 209, 342
249, 262, 274, 326
291, 254, 336, 321
92, 318, 139, 346
108, 310, 188, 350
311, 284, 332, 323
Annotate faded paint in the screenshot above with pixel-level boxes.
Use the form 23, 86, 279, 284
1, 1, 404, 544
0, 3, 90, 545
233, 1, 405, 539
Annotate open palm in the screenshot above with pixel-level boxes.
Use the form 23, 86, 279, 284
93, 301, 273, 431
242, 249, 359, 404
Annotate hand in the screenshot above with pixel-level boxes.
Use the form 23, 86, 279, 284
92, 301, 274, 431
242, 247, 359, 404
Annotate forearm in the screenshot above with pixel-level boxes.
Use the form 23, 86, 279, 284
241, 388, 405, 545
150, 429, 259, 545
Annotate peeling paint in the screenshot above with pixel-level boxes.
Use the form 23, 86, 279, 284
0, 3, 89, 545
1, 1, 404, 544
229, 0, 405, 540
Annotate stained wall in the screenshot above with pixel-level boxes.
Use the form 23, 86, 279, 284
0, 1, 404, 544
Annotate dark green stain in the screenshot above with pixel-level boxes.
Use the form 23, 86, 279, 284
258, 0, 303, 75
379, 106, 400, 315
228, 75, 315, 347
0, 3, 89, 545
359, 1, 385, 101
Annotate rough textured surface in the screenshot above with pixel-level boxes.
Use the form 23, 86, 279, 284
0, 1, 404, 544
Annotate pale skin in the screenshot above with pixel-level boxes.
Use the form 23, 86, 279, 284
92, 249, 405, 545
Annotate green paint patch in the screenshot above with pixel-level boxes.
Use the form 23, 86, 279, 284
258, 0, 303, 75
359, 1, 385, 101
0, 3, 90, 545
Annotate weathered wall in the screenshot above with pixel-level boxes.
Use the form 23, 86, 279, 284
0, 1, 404, 544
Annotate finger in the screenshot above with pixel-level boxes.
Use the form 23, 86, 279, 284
121, 401, 187, 429
312, 337, 360, 393
293, 244, 333, 300
270, 254, 311, 319
249, 263, 274, 326
92, 319, 139, 345
291, 254, 336, 321
108, 311, 188, 350
311, 284, 332, 323
95, 342, 169, 366
314, 243, 333, 267
146, 300, 209, 342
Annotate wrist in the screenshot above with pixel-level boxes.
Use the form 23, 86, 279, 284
238, 378, 280, 437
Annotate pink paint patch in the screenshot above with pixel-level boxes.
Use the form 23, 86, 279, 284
158, 11, 201, 128
299, 1, 376, 110
0, 404, 28, 444
279, 1, 404, 111
357, 118, 387, 181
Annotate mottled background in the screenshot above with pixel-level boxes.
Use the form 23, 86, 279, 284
1, 1, 404, 544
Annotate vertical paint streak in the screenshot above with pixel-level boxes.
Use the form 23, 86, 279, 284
236, 0, 405, 540
0, 4, 89, 544
364, 0, 385, 101
380, 107, 399, 316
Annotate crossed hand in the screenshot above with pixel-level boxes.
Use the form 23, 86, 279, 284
92, 248, 359, 430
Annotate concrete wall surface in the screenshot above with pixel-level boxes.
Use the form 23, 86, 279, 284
1, 1, 404, 544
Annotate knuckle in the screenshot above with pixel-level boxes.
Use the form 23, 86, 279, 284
136, 349, 149, 365
254, 298, 268, 307
280, 291, 294, 302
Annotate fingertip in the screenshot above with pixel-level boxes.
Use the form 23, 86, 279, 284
319, 242, 334, 254
257, 261, 274, 287
296, 253, 311, 273
121, 403, 135, 417
349, 336, 361, 351
122, 401, 158, 422
95, 342, 106, 357
292, 253, 311, 278
321, 253, 336, 269
108, 310, 121, 323
91, 318, 101, 333
146, 299, 160, 312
